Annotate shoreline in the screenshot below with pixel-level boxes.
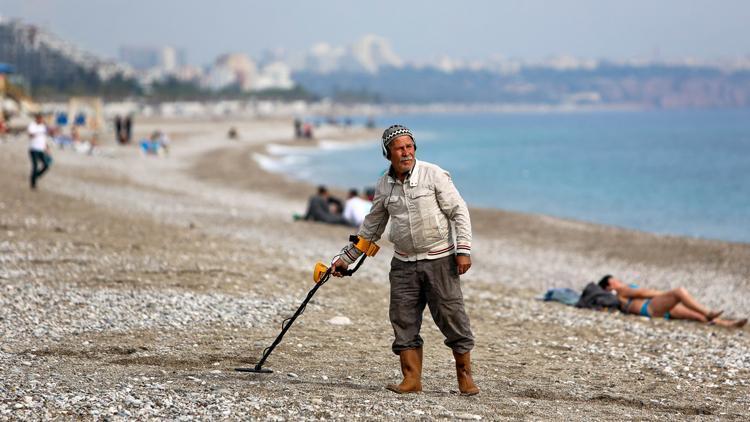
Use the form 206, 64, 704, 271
237, 116, 750, 247
203, 120, 750, 253
190, 119, 750, 300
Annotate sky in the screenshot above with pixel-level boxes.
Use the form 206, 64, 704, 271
2, 0, 750, 66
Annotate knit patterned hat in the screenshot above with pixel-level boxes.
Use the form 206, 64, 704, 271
381, 124, 415, 158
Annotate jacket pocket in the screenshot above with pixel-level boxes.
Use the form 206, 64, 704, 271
388, 214, 410, 246
409, 187, 444, 244
424, 214, 447, 243
409, 188, 439, 213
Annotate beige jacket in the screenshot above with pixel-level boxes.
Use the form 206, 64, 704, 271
340, 160, 472, 263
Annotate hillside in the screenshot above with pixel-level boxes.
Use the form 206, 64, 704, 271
0, 18, 139, 98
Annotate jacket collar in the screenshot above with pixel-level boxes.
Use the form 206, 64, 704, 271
388, 160, 420, 187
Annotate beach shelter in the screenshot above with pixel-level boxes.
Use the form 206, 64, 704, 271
0, 63, 16, 74
68, 97, 104, 132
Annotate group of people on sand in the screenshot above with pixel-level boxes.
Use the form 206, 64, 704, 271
51, 125, 100, 155
293, 118, 314, 139
302, 185, 374, 228
22, 111, 172, 190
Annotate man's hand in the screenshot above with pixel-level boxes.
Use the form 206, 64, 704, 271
331, 258, 349, 277
456, 255, 471, 275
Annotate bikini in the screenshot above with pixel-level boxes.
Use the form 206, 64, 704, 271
623, 284, 670, 320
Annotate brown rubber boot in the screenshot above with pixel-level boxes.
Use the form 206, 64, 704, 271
386, 347, 422, 394
453, 351, 479, 396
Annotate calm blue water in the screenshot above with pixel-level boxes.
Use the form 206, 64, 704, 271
269, 110, 750, 243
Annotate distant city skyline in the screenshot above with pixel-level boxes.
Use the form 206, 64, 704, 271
2, 0, 750, 66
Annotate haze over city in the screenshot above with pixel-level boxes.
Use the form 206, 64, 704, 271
2, 0, 750, 65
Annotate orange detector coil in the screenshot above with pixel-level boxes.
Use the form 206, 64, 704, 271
313, 262, 329, 283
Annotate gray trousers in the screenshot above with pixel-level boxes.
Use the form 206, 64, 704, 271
388, 255, 475, 355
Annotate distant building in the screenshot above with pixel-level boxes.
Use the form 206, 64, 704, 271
258, 47, 288, 67
203, 53, 258, 91
305, 43, 345, 74
346, 34, 403, 73
171, 65, 203, 82
118, 46, 186, 72
303, 35, 404, 74
255, 62, 294, 90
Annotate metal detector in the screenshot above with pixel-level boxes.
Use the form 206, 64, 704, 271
235, 235, 379, 374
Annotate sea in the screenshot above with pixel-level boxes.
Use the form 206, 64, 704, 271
257, 110, 750, 244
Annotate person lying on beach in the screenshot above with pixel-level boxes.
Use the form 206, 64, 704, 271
598, 275, 747, 328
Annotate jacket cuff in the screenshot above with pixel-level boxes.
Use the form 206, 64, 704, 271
456, 243, 471, 255
340, 244, 363, 265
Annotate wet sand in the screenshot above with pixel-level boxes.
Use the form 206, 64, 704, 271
1, 116, 749, 419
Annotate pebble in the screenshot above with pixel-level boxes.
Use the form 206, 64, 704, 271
455, 413, 482, 420
0, 282, 294, 344
328, 316, 352, 326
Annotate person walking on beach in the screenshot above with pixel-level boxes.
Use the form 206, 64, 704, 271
332, 124, 479, 395
27, 113, 52, 190
599, 275, 747, 328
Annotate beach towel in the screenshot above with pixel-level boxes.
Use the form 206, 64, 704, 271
542, 288, 581, 306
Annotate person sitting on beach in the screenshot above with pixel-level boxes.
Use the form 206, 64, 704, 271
140, 130, 170, 156
599, 275, 747, 328
51, 126, 74, 149
342, 188, 372, 228
157, 131, 170, 154
327, 194, 344, 215
303, 185, 349, 225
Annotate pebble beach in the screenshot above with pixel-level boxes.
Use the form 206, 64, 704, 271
1, 116, 749, 420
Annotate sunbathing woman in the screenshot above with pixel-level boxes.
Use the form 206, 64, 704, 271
598, 275, 747, 328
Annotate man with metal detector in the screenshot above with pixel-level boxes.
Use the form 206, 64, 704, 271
332, 124, 479, 396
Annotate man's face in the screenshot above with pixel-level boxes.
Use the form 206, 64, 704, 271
388, 135, 416, 176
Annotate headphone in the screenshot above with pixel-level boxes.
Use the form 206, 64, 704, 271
381, 125, 417, 159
